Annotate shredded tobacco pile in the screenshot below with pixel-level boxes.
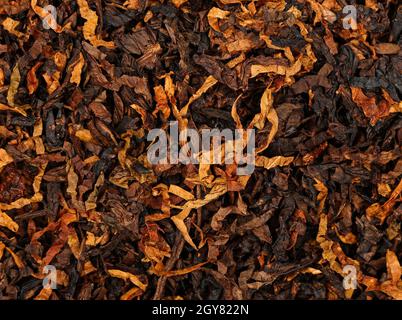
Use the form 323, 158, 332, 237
0, 0, 401, 300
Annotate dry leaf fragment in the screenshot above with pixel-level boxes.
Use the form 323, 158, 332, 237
70, 53, 85, 86
335, 229, 358, 245
130, 103, 154, 130
248, 86, 279, 154
317, 214, 360, 279
31, 0, 63, 32
85, 172, 105, 211
180, 75, 218, 119
153, 85, 171, 122
123, 0, 141, 10
171, 208, 197, 250
366, 179, 402, 224
375, 43, 400, 55
0, 161, 47, 211
255, 156, 294, 170
386, 250, 401, 285
2, 17, 26, 39
7, 63, 20, 107
34, 288, 52, 300
171, 178, 228, 249
250, 58, 302, 79
40, 212, 78, 267
27, 62, 43, 95
0, 242, 5, 260
211, 207, 235, 231
33, 119, 45, 155
314, 179, 328, 215
378, 183, 392, 197
172, 0, 188, 8
218, 0, 243, 4
118, 133, 132, 169
207, 7, 231, 32
67, 228, 81, 259
77, 0, 115, 48
260, 35, 295, 63
363, 250, 402, 299
168, 185, 194, 201
5, 247, 25, 269
42, 71, 61, 95
181, 177, 227, 210
0, 210, 19, 232
75, 128, 93, 142
307, 0, 336, 24
0, 68, 4, 87
66, 160, 81, 210
81, 261, 97, 276
0, 0, 30, 15
351, 87, 390, 125
120, 287, 143, 300
0, 148, 13, 173
151, 261, 209, 277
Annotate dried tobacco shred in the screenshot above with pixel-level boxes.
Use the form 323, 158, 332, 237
0, 0, 401, 300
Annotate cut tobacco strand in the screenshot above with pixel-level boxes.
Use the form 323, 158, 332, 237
0, 210, 19, 233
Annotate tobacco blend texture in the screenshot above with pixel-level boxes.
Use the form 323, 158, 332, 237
0, 0, 401, 300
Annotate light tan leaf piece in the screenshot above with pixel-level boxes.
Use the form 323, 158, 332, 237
31, 0, 63, 33
7, 63, 20, 107
0, 210, 19, 232
255, 156, 294, 170
0, 148, 13, 173
0, 161, 47, 211
77, 0, 115, 48
108, 269, 147, 291
70, 53, 85, 86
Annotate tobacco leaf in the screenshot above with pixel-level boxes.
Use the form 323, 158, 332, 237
108, 269, 147, 291
0, 0, 401, 301
77, 0, 115, 48
0, 149, 13, 173
7, 63, 21, 107
0, 209, 19, 232
150, 261, 208, 277
70, 53, 85, 86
